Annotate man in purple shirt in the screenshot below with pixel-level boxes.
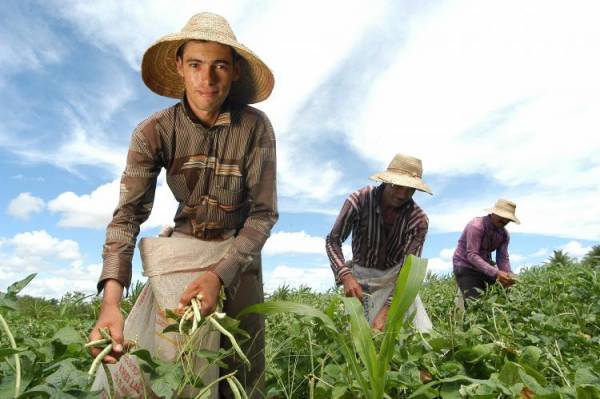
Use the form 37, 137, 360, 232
453, 199, 520, 301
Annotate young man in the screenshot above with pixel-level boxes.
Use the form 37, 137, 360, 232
326, 153, 433, 332
453, 199, 520, 301
89, 13, 277, 398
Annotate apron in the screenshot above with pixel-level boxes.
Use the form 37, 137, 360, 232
92, 232, 232, 398
352, 262, 433, 332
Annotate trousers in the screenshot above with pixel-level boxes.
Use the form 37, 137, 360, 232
454, 266, 497, 301
219, 257, 265, 399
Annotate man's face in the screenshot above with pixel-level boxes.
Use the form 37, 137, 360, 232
382, 183, 416, 208
176, 41, 240, 117
490, 213, 511, 228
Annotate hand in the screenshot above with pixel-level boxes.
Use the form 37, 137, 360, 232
178, 271, 223, 317
341, 274, 363, 302
371, 305, 389, 332
497, 271, 516, 288
89, 303, 124, 364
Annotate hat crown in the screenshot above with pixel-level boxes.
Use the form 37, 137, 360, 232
387, 153, 423, 178
494, 199, 516, 213
181, 12, 237, 41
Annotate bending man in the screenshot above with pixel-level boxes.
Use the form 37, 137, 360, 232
326, 153, 433, 332
453, 199, 519, 302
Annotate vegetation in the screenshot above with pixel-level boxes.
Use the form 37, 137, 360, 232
1, 249, 599, 398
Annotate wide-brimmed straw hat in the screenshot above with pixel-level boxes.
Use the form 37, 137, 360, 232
369, 153, 433, 195
486, 199, 520, 224
141, 12, 274, 104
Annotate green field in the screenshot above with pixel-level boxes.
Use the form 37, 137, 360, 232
1, 248, 599, 398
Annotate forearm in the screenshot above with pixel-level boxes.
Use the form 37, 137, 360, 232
466, 253, 498, 277
325, 234, 351, 282
213, 211, 277, 291
101, 279, 124, 307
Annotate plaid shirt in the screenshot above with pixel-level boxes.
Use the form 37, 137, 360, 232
453, 215, 511, 278
99, 98, 278, 296
326, 185, 429, 288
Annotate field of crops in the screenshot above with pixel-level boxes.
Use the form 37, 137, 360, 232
1, 247, 599, 398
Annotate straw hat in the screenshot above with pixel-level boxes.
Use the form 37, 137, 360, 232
369, 153, 433, 195
486, 199, 520, 224
141, 12, 274, 104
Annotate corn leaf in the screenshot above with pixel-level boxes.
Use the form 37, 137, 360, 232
238, 300, 338, 333
379, 255, 428, 375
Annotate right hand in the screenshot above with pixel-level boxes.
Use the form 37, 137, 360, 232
341, 274, 364, 302
88, 303, 124, 364
497, 271, 516, 288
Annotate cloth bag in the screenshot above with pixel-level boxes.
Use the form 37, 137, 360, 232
92, 233, 234, 398
352, 262, 433, 332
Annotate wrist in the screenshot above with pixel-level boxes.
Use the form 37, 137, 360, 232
340, 273, 354, 284
207, 270, 224, 287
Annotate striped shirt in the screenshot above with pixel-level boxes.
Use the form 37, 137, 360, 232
99, 97, 278, 296
325, 185, 429, 285
453, 215, 511, 278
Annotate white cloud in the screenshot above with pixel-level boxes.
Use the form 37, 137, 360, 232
510, 253, 525, 263
264, 265, 335, 293
560, 240, 592, 260
531, 248, 549, 258
427, 247, 455, 274
0, 230, 102, 298
10, 230, 81, 262
48, 174, 178, 230
7, 192, 46, 220
263, 231, 324, 256
349, 0, 600, 239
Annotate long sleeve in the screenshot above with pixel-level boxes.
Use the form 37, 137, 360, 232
212, 113, 278, 297
465, 225, 499, 278
98, 123, 162, 292
325, 197, 359, 283
495, 232, 511, 272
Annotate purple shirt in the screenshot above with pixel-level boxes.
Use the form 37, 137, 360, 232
453, 215, 511, 278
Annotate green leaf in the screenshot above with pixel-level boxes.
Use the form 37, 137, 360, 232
0, 347, 25, 360
51, 327, 84, 345
6, 274, 37, 296
150, 362, 184, 398
238, 300, 338, 333
0, 295, 17, 311
380, 255, 428, 369
131, 349, 160, 370
341, 296, 379, 390
518, 346, 543, 367
576, 368, 600, 386
44, 359, 88, 391
577, 385, 600, 399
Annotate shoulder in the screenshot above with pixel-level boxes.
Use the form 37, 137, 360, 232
410, 201, 429, 228
235, 105, 272, 128
346, 186, 374, 210
465, 216, 485, 233
133, 104, 177, 138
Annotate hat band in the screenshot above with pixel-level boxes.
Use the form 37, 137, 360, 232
387, 167, 421, 178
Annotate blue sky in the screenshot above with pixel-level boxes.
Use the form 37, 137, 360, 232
1, 0, 598, 298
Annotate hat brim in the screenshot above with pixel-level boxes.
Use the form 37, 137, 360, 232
141, 32, 274, 104
369, 171, 433, 195
485, 208, 521, 224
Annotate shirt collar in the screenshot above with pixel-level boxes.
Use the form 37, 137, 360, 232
182, 93, 232, 128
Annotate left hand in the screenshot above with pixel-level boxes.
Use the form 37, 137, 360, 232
177, 270, 223, 317
371, 305, 389, 332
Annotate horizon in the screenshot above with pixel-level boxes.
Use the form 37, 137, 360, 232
1, 0, 599, 298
